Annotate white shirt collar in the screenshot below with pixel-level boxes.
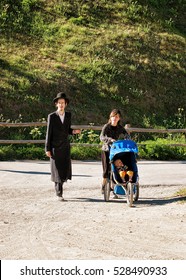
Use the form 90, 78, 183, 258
58, 111, 65, 123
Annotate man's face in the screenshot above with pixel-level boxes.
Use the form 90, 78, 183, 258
56, 98, 66, 111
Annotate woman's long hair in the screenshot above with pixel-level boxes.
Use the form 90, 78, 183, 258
108, 109, 122, 125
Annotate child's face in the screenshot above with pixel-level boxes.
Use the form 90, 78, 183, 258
114, 159, 123, 168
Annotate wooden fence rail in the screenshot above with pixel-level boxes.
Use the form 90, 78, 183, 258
0, 122, 186, 146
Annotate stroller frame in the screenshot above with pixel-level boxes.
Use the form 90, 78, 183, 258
103, 139, 139, 207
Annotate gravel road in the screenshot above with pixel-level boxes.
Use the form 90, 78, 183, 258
0, 160, 186, 260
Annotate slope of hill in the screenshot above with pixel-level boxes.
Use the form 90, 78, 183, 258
0, 0, 186, 127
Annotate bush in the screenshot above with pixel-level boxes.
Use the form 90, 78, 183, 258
0, 145, 46, 160
139, 140, 186, 160
0, 145, 17, 160
71, 145, 101, 160
0, 144, 101, 161
0, 140, 185, 161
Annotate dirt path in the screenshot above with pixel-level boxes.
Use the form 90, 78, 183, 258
0, 160, 186, 260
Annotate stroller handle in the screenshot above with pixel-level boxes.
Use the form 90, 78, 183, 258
109, 139, 138, 160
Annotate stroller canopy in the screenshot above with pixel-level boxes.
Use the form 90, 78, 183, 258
109, 139, 138, 161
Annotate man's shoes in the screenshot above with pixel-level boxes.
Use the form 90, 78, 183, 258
55, 182, 65, 199
58, 195, 65, 201
55, 183, 62, 196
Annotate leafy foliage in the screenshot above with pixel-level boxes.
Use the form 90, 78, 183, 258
0, 139, 185, 161
0, 0, 186, 128
139, 138, 186, 160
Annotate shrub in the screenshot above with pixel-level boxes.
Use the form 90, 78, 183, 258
1, 140, 185, 161
71, 145, 101, 160
139, 141, 186, 160
0, 145, 46, 160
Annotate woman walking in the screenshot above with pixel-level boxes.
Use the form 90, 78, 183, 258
100, 109, 130, 194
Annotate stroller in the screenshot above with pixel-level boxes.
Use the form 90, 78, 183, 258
103, 139, 139, 207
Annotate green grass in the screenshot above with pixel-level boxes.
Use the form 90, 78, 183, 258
173, 188, 186, 204
175, 188, 186, 197
0, 0, 186, 128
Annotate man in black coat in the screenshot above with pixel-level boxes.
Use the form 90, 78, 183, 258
45, 92, 80, 201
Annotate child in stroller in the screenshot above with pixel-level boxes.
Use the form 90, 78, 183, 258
113, 158, 134, 183
103, 139, 139, 206
112, 153, 138, 185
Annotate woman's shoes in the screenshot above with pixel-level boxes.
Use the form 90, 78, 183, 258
101, 178, 107, 194
101, 185, 105, 194
113, 193, 119, 199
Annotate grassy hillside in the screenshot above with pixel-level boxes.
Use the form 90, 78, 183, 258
0, 0, 186, 127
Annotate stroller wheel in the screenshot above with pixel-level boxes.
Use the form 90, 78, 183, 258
104, 179, 111, 202
126, 182, 133, 207
133, 183, 139, 201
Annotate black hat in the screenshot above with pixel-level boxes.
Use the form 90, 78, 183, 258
53, 92, 70, 104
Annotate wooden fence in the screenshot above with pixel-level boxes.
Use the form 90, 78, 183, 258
0, 122, 186, 146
